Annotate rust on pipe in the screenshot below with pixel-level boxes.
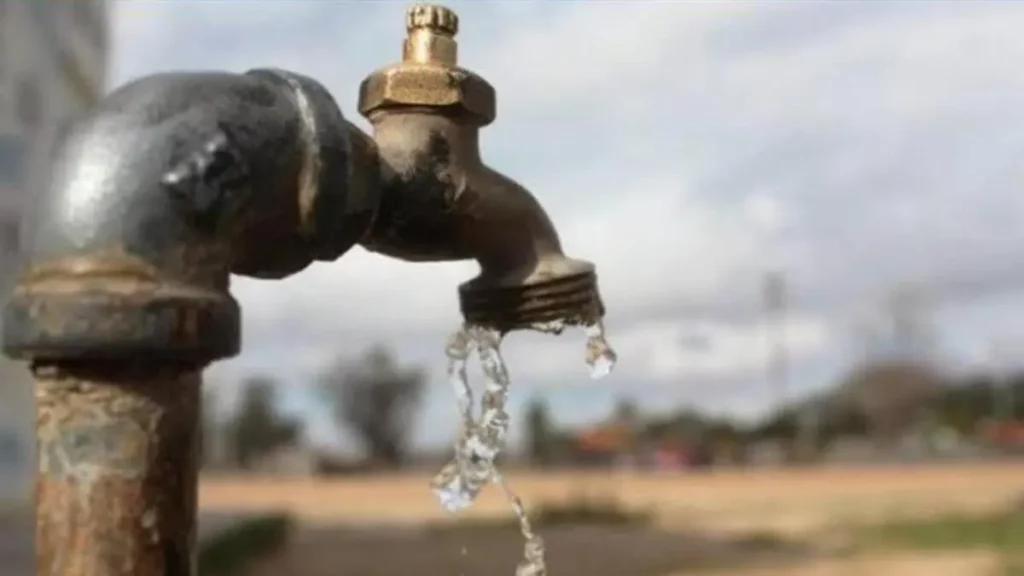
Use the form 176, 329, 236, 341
1, 4, 610, 575
4, 66, 377, 576
34, 361, 200, 576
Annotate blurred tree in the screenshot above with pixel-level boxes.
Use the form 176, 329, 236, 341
524, 397, 555, 467
1007, 372, 1024, 419
932, 371, 1024, 434
645, 409, 708, 444
322, 346, 425, 468
613, 397, 640, 424
749, 405, 794, 440
229, 376, 302, 469
611, 396, 642, 454
816, 400, 870, 442
834, 360, 941, 448
932, 374, 995, 434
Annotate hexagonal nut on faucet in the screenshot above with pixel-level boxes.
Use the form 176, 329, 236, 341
357, 4, 497, 125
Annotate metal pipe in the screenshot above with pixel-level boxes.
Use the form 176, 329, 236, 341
34, 361, 199, 576
1, 4, 609, 574
4, 68, 377, 576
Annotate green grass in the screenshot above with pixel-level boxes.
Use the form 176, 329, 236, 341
531, 494, 654, 527
858, 510, 1024, 552
424, 493, 653, 533
853, 505, 1024, 576
198, 513, 293, 576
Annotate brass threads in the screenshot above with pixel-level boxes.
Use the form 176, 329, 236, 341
406, 4, 458, 36
402, 4, 458, 66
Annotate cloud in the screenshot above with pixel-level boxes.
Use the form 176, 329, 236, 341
107, 2, 1024, 431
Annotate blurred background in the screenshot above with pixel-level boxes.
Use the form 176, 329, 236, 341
4, 1, 1024, 575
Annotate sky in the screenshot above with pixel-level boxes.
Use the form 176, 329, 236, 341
109, 1, 1024, 451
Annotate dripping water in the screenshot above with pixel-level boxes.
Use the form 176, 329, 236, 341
585, 322, 617, 379
432, 320, 617, 574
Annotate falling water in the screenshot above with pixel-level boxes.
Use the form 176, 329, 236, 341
431, 319, 617, 574
584, 322, 617, 379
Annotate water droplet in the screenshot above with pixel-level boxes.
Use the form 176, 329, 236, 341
584, 322, 617, 379
431, 460, 475, 512
530, 319, 566, 335
516, 537, 547, 576
497, 473, 547, 576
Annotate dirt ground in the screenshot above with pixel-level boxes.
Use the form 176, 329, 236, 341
199, 462, 1024, 575
248, 524, 815, 576
201, 462, 1024, 533
251, 536, 1005, 576
688, 552, 1005, 576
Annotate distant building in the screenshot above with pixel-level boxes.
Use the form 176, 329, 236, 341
571, 422, 633, 466
980, 421, 1024, 453
0, 1, 109, 503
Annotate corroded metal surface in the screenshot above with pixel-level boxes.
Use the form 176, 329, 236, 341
4, 250, 239, 363
0, 4, 610, 574
3, 68, 380, 364
4, 1, 607, 362
34, 362, 200, 576
0, 509, 257, 576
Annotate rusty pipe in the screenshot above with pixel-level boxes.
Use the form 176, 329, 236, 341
1, 4, 606, 574
5, 69, 378, 363
3, 69, 378, 576
358, 4, 605, 333
34, 361, 200, 576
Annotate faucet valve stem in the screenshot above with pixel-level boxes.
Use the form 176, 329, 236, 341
406, 4, 458, 36
403, 4, 459, 67
359, 3, 495, 124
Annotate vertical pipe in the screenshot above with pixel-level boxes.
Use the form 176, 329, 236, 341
34, 361, 200, 576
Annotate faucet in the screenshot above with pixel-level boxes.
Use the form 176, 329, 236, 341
1, 4, 604, 575
357, 5, 603, 331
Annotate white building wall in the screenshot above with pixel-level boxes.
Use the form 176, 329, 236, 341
0, 0, 109, 503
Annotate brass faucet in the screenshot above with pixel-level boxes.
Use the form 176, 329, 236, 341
357, 4, 603, 332
1, 5, 604, 575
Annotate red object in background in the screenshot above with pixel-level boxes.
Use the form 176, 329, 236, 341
981, 422, 1024, 446
654, 448, 681, 469
576, 423, 631, 453
653, 441, 691, 470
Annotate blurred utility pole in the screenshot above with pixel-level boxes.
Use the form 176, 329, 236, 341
763, 271, 818, 458
886, 284, 934, 361
763, 271, 788, 414
988, 338, 1016, 423
885, 284, 940, 451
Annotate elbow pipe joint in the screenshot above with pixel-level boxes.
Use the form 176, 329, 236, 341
3, 69, 379, 365
357, 4, 605, 333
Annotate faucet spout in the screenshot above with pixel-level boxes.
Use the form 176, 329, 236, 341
358, 4, 605, 333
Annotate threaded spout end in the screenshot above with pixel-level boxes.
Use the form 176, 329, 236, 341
458, 271, 605, 334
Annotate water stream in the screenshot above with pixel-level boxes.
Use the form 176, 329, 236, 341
432, 320, 617, 575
